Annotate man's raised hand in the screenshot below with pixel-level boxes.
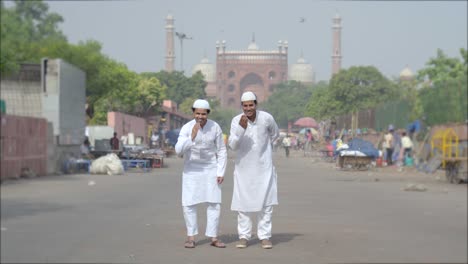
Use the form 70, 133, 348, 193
239, 115, 248, 129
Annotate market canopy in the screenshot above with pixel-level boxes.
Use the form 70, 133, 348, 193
294, 117, 318, 128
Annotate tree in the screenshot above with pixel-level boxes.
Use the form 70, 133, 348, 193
178, 97, 198, 115
0, 0, 66, 73
143, 71, 206, 105
328, 66, 398, 115
417, 48, 468, 125
417, 48, 468, 86
395, 78, 423, 121
261, 81, 313, 128
132, 77, 166, 116
304, 81, 341, 120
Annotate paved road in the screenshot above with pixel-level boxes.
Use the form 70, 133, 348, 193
1, 151, 467, 263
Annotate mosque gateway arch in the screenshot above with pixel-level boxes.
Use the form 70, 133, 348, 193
240, 73, 265, 103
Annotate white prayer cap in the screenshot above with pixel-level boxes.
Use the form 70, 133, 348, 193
241, 91, 257, 102
192, 99, 210, 110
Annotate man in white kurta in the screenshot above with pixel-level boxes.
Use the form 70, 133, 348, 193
175, 99, 227, 249
228, 91, 279, 249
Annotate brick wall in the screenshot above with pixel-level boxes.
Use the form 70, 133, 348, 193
1, 115, 48, 180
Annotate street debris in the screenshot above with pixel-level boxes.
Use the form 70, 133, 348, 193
403, 183, 427, 192
90, 153, 124, 175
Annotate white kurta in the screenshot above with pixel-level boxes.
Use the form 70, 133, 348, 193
229, 111, 279, 212
175, 119, 227, 207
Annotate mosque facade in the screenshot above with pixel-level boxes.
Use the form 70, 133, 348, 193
166, 13, 342, 108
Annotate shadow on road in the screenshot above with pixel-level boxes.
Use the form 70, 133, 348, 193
1, 199, 72, 220
195, 232, 303, 246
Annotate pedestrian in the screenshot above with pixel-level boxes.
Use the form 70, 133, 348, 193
282, 134, 291, 157
175, 99, 227, 249
80, 138, 94, 159
110, 132, 120, 151
150, 132, 159, 148
401, 131, 413, 158
384, 126, 394, 165
305, 129, 313, 151
228, 91, 279, 249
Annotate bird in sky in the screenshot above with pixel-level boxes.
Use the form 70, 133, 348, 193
299, 17, 306, 23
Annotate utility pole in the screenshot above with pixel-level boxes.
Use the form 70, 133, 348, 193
175, 32, 192, 72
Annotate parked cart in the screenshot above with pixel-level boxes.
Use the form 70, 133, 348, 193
338, 152, 373, 171
431, 128, 467, 184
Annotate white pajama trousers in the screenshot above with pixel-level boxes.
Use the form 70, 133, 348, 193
183, 203, 220, 237
237, 206, 273, 240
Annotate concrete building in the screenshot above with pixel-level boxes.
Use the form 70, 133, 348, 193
0, 59, 86, 176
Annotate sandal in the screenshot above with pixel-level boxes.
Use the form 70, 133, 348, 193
210, 239, 226, 248
184, 240, 195, 248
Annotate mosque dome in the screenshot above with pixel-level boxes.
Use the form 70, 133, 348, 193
399, 65, 414, 80
192, 57, 215, 82
288, 56, 315, 84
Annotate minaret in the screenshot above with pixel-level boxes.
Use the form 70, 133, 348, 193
165, 13, 175, 72
331, 12, 342, 76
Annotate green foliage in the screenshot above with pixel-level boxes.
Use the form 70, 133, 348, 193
394, 78, 423, 121
179, 97, 198, 115
143, 71, 207, 105
328, 66, 399, 115
417, 48, 467, 126
0, 0, 66, 73
133, 76, 166, 115
374, 100, 411, 132
210, 107, 238, 134
419, 75, 467, 126
304, 81, 342, 120
417, 48, 468, 86
261, 81, 313, 128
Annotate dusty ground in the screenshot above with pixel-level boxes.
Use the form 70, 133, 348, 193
1, 149, 467, 263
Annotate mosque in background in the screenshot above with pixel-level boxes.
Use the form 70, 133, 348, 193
164, 13, 341, 108
165, 13, 413, 108
399, 65, 415, 81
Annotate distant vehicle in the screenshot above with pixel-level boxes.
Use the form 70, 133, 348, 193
86, 126, 121, 157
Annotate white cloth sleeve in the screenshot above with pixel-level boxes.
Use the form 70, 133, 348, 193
215, 126, 227, 177
175, 124, 194, 157
228, 117, 246, 151
268, 116, 279, 145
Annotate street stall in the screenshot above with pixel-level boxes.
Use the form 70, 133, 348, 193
336, 138, 380, 170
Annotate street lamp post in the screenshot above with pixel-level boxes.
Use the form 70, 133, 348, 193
175, 32, 192, 72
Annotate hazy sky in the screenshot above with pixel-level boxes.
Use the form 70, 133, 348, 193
46, 0, 467, 82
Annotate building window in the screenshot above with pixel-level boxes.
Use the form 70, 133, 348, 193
228, 84, 235, 92
268, 71, 276, 80
269, 85, 275, 92
228, 71, 235, 78
228, 98, 235, 106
